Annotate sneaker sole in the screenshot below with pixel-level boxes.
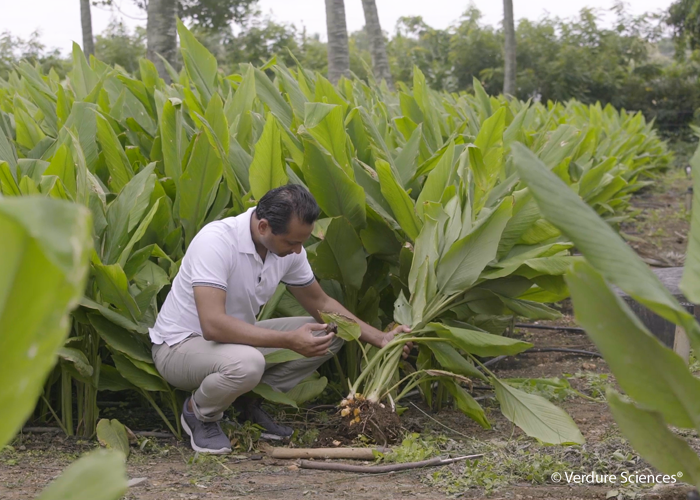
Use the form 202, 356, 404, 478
260, 432, 286, 441
180, 413, 232, 455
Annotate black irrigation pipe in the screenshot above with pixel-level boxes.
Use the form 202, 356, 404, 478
482, 347, 602, 368
514, 323, 586, 333
21, 427, 175, 439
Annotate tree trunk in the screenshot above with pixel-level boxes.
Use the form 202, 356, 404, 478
325, 0, 351, 84
361, 0, 393, 89
147, 0, 178, 82
80, 0, 95, 59
503, 0, 517, 96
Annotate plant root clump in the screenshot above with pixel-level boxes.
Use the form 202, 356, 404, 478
335, 394, 402, 445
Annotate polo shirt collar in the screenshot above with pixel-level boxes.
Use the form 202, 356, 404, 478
237, 207, 258, 255
237, 207, 278, 265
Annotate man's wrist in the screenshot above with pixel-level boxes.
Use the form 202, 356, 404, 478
363, 329, 385, 348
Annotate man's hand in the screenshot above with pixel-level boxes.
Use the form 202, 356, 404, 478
288, 323, 336, 357
376, 324, 413, 359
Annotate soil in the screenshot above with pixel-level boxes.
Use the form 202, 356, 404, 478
619, 167, 692, 267
1, 167, 697, 500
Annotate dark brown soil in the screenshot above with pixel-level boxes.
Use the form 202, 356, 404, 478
620, 168, 691, 267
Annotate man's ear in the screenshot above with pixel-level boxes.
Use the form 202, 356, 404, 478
258, 218, 269, 234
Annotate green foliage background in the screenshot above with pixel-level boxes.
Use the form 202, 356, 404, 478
5, 4, 700, 138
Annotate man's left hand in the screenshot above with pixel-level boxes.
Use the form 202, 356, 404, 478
377, 324, 413, 359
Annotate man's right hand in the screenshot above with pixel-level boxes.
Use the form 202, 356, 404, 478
288, 323, 335, 357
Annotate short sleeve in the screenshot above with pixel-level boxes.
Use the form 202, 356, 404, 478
281, 246, 315, 287
187, 229, 232, 291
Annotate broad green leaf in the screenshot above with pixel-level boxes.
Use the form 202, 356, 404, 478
177, 19, 218, 105
139, 58, 161, 91
273, 65, 309, 118
493, 378, 585, 445
80, 297, 146, 333
376, 159, 421, 240
538, 124, 580, 169
444, 379, 490, 428
394, 125, 423, 185
304, 103, 349, 171
69, 42, 99, 100
178, 133, 223, 246
0, 161, 20, 196
429, 322, 532, 357
14, 106, 45, 150
413, 68, 442, 149
496, 189, 539, 259
425, 342, 486, 381
310, 217, 367, 290
254, 68, 294, 129
437, 197, 513, 295
252, 383, 298, 408
116, 197, 161, 268
285, 375, 328, 406
35, 450, 127, 500
496, 294, 562, 320
44, 145, 77, 198
264, 349, 305, 364
95, 113, 134, 192
225, 65, 255, 125
301, 139, 366, 229
0, 197, 91, 447
394, 290, 413, 326
0, 121, 17, 169
416, 141, 455, 219
92, 259, 141, 322
359, 205, 402, 256
319, 311, 361, 341
607, 390, 700, 488
58, 347, 94, 378
408, 215, 439, 295
472, 77, 492, 118
88, 314, 152, 363
358, 107, 398, 172
99, 365, 136, 392
249, 114, 287, 200
112, 353, 168, 392
681, 143, 700, 303
410, 257, 437, 327
566, 260, 700, 430
257, 283, 287, 322
159, 98, 185, 188
513, 143, 700, 352
474, 107, 505, 173
96, 418, 130, 458
63, 102, 99, 172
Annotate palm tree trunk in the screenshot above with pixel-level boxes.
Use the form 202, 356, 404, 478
325, 0, 351, 84
503, 0, 517, 96
80, 0, 95, 59
361, 0, 393, 89
147, 0, 178, 82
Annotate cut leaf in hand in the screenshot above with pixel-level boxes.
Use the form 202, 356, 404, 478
319, 311, 361, 341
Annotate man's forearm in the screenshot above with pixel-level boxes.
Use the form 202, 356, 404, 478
316, 297, 384, 347
203, 314, 291, 348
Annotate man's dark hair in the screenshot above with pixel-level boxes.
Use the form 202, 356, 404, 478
255, 184, 321, 234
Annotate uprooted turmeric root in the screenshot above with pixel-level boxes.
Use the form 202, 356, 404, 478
336, 393, 401, 445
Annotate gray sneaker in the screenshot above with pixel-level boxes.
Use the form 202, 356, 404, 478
181, 397, 232, 454
233, 396, 294, 440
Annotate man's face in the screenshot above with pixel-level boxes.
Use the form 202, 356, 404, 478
258, 215, 314, 257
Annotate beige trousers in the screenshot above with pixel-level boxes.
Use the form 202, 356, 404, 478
151, 317, 344, 422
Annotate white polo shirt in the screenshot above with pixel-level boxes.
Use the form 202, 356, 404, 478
149, 206, 315, 346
